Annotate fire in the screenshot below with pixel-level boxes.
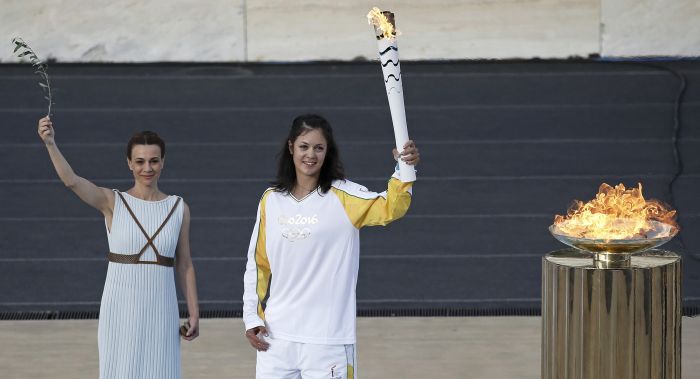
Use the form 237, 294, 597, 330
553, 183, 678, 240
367, 7, 398, 39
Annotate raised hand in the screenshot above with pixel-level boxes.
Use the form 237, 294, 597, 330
37, 116, 55, 145
392, 140, 420, 166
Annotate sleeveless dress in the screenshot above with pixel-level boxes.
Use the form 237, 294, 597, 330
98, 191, 183, 379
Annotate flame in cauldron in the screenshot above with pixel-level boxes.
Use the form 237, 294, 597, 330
553, 183, 678, 240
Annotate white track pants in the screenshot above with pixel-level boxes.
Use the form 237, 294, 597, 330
256, 336, 356, 379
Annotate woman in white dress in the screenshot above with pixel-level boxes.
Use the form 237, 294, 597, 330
37, 116, 200, 379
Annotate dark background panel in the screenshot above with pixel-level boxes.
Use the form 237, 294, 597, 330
2, 253, 697, 314
0, 66, 683, 109
0, 140, 686, 179
3, 176, 697, 218
0, 261, 108, 305
0, 104, 694, 143
2, 213, 692, 260
0, 61, 698, 314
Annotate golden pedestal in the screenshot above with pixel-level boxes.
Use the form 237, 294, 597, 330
542, 249, 681, 379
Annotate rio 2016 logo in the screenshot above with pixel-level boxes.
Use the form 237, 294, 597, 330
279, 214, 318, 242
278, 214, 319, 226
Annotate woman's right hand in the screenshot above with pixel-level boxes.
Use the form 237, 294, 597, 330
38, 117, 55, 145
245, 326, 270, 352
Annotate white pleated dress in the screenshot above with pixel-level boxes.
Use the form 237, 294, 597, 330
98, 191, 183, 379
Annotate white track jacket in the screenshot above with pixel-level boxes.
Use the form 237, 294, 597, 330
242, 171, 413, 344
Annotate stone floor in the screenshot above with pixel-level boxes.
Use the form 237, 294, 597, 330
1, 316, 698, 378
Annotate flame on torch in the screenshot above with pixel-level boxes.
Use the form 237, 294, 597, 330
553, 183, 678, 240
367, 7, 399, 40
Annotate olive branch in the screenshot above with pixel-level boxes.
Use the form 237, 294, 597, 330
12, 37, 53, 117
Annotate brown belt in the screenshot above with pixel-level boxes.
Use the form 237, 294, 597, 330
107, 251, 175, 267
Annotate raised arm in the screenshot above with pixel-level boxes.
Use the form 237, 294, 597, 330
175, 202, 200, 341
332, 172, 413, 228
331, 140, 420, 228
38, 117, 114, 215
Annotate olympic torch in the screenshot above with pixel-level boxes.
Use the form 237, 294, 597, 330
367, 8, 416, 182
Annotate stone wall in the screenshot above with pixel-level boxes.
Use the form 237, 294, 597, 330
1, 0, 697, 62
601, 0, 700, 57
3, 0, 245, 62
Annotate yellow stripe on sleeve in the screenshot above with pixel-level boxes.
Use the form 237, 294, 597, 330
255, 190, 273, 320
331, 176, 412, 228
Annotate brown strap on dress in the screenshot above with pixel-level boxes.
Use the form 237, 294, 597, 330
107, 192, 182, 267
107, 251, 175, 266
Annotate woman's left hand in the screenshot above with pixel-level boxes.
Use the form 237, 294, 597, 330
181, 318, 199, 341
393, 140, 420, 166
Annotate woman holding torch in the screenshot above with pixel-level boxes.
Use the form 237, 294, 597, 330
242, 114, 419, 378
37, 117, 200, 379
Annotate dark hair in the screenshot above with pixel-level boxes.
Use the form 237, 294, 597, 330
126, 131, 165, 160
272, 114, 345, 193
